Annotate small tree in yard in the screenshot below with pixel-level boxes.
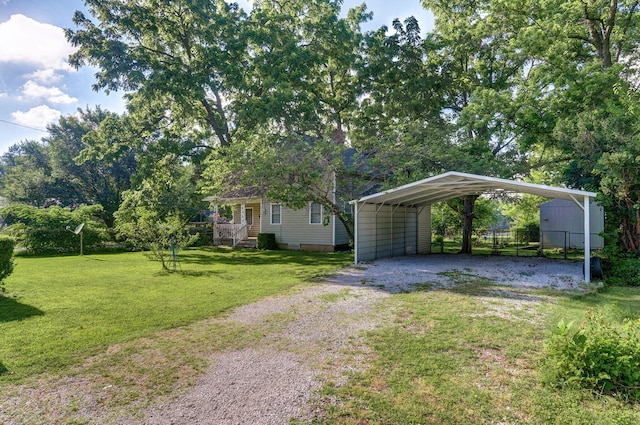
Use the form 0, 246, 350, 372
114, 155, 201, 270
115, 207, 197, 270
0, 236, 16, 292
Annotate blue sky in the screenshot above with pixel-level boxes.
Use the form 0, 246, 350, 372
0, 0, 433, 154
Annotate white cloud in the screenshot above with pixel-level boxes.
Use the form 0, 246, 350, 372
0, 92, 7, 98
21, 81, 78, 104
12, 105, 61, 130
0, 14, 76, 71
26, 68, 63, 84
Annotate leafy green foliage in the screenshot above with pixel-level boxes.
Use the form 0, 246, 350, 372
604, 255, 640, 287
0, 204, 108, 255
114, 156, 202, 269
0, 236, 16, 291
257, 233, 277, 250
545, 311, 640, 400
0, 108, 137, 227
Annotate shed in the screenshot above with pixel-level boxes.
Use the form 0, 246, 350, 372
350, 171, 599, 282
540, 199, 604, 250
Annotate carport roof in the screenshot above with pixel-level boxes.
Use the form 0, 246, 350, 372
351, 171, 597, 207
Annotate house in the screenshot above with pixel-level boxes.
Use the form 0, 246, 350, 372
203, 188, 351, 251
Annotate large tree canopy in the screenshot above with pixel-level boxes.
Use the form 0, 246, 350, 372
0, 107, 136, 226
63, 0, 640, 255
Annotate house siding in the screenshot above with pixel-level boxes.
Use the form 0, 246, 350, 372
260, 201, 335, 250
334, 215, 350, 246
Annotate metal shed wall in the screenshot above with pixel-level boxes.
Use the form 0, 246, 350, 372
355, 203, 431, 262
540, 199, 605, 250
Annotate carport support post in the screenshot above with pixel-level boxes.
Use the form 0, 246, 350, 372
584, 195, 591, 283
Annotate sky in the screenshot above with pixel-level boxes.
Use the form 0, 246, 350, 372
0, 0, 433, 155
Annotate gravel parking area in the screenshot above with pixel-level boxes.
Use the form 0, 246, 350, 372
138, 254, 587, 425
329, 254, 587, 292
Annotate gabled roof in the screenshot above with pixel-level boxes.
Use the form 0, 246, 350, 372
351, 171, 597, 207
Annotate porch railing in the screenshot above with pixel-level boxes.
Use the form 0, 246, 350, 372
214, 223, 248, 247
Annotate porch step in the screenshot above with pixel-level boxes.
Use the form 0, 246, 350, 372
214, 238, 257, 249
236, 239, 257, 249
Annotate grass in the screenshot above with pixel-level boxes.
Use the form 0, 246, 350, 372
318, 275, 640, 424
433, 240, 589, 260
4, 248, 640, 423
0, 247, 352, 384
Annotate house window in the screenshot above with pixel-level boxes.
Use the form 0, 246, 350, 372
309, 203, 322, 224
270, 204, 282, 225
245, 208, 253, 225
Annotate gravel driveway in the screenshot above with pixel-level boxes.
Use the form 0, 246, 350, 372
140, 254, 586, 424
1, 255, 588, 424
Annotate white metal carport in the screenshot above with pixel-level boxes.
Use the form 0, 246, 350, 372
350, 171, 598, 282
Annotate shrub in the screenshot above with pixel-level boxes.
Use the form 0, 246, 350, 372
0, 236, 16, 291
0, 204, 108, 255
544, 310, 640, 400
257, 233, 277, 250
604, 256, 640, 286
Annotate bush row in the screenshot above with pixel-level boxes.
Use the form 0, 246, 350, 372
0, 204, 108, 255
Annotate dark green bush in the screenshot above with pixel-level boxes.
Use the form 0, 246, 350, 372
0, 236, 16, 290
0, 204, 108, 255
544, 310, 640, 400
604, 256, 640, 286
257, 233, 277, 250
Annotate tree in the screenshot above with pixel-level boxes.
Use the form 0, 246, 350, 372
45, 107, 137, 227
500, 0, 640, 253
0, 204, 108, 255
0, 236, 16, 292
114, 155, 201, 269
0, 108, 137, 227
67, 0, 248, 154
0, 141, 57, 208
202, 0, 372, 240
203, 137, 369, 243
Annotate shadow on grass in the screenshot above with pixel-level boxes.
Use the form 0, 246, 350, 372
0, 295, 44, 322
179, 247, 352, 268
0, 361, 8, 376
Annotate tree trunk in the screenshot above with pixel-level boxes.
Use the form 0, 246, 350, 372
460, 195, 477, 254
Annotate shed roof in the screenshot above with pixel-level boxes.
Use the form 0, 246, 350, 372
351, 171, 597, 206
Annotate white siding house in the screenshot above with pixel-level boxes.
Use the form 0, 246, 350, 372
204, 194, 351, 251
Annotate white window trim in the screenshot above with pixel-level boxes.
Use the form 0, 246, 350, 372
309, 202, 323, 225
270, 203, 282, 225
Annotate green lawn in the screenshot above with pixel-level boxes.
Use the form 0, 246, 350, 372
0, 248, 352, 383
318, 278, 640, 424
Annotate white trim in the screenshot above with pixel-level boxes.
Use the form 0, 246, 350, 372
354, 201, 359, 264
350, 171, 597, 206
270, 203, 282, 225
309, 202, 323, 225
584, 196, 591, 283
